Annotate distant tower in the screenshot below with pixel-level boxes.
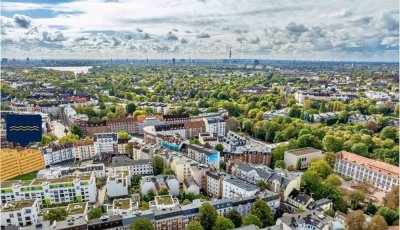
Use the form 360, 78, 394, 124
229, 46, 232, 59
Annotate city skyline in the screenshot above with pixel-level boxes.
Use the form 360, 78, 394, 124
1, 0, 399, 61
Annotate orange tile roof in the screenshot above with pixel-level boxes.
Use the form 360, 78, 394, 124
136, 115, 163, 122
336, 151, 399, 178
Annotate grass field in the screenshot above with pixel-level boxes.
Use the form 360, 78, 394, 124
9, 172, 37, 181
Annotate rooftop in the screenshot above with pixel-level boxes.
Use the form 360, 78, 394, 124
155, 195, 175, 206
1, 199, 37, 212
113, 198, 132, 210
67, 202, 88, 215
285, 147, 321, 156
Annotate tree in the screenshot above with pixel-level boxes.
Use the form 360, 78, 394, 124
364, 200, 377, 215
376, 207, 398, 225
158, 188, 169, 195
308, 159, 333, 179
198, 202, 218, 230
324, 209, 335, 217
368, 215, 388, 230
133, 110, 146, 118
380, 126, 398, 140
115, 105, 126, 118
214, 144, 224, 152
182, 199, 192, 205
256, 180, 269, 191
39, 133, 58, 147
187, 221, 204, 230
348, 190, 365, 210
351, 143, 369, 157
130, 218, 153, 230
345, 210, 366, 230
152, 156, 164, 175
274, 160, 285, 169
126, 102, 137, 114
324, 174, 342, 187
163, 168, 175, 175
383, 186, 399, 210
301, 171, 323, 195
88, 206, 103, 220
242, 214, 263, 228
44, 207, 68, 223
322, 135, 344, 152
212, 216, 234, 230
251, 199, 274, 227
364, 121, 378, 132
225, 210, 242, 227
295, 159, 302, 170
288, 105, 301, 118
118, 131, 129, 139
323, 152, 336, 168
70, 125, 81, 136
59, 134, 80, 144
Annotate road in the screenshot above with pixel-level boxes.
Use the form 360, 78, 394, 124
51, 120, 67, 138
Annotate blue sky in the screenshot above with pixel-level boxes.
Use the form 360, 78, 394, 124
1, 0, 399, 61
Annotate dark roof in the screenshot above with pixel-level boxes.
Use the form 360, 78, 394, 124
110, 156, 151, 167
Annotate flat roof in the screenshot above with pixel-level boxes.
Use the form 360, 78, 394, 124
67, 202, 88, 215
285, 147, 320, 156
113, 198, 132, 210
1, 199, 36, 212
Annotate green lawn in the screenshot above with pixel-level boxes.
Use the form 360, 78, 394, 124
9, 173, 37, 181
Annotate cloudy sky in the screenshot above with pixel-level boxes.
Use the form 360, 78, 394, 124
1, 0, 399, 61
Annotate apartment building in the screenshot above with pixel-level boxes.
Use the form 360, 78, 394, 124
204, 170, 225, 198
141, 175, 180, 196
0, 149, 45, 181
94, 133, 118, 155
163, 114, 190, 124
170, 155, 199, 183
185, 144, 220, 169
37, 163, 106, 179
106, 117, 138, 134
277, 210, 343, 230
73, 140, 95, 161
284, 147, 322, 170
222, 178, 259, 199
0, 199, 40, 227
334, 151, 399, 192
203, 117, 226, 137
106, 170, 131, 198
42, 144, 75, 166
109, 156, 153, 176
0, 173, 97, 206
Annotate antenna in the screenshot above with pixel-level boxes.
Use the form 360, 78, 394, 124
229, 46, 232, 59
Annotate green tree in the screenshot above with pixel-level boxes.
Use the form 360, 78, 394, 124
44, 207, 68, 223
59, 134, 80, 144
212, 216, 234, 230
251, 199, 274, 227
163, 168, 175, 175
323, 152, 336, 168
70, 125, 81, 136
152, 156, 164, 175
308, 159, 333, 179
345, 210, 366, 230
324, 209, 335, 217
225, 210, 242, 227
274, 160, 285, 169
256, 180, 269, 191
182, 199, 192, 205
158, 188, 169, 195
324, 174, 342, 187
364, 200, 377, 215
301, 171, 323, 195
288, 105, 301, 118
295, 159, 302, 170
351, 143, 369, 157
215, 144, 224, 152
348, 190, 365, 210
380, 126, 398, 140
88, 206, 104, 220
117, 131, 129, 139
39, 133, 58, 147
187, 221, 204, 230
126, 102, 137, 114
242, 214, 263, 228
198, 202, 218, 230
322, 135, 344, 152
130, 218, 153, 230
115, 105, 126, 118
383, 186, 399, 210
133, 110, 146, 118
376, 207, 398, 225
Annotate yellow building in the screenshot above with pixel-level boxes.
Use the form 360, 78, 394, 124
0, 149, 45, 181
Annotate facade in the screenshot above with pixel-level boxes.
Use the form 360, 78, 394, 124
73, 140, 95, 161
0, 199, 40, 227
184, 120, 206, 139
334, 151, 400, 192
204, 170, 225, 198
203, 117, 226, 137
286, 188, 314, 210
0, 149, 45, 181
277, 210, 343, 230
37, 164, 106, 179
93, 133, 118, 155
107, 117, 138, 134
222, 178, 259, 199
183, 177, 200, 195
42, 144, 75, 166
170, 155, 199, 183
109, 156, 153, 176
163, 114, 190, 124
141, 175, 180, 196
284, 147, 323, 170
0, 173, 97, 206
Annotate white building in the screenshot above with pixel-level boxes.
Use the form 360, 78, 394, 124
284, 147, 323, 170
170, 155, 200, 183
0, 199, 40, 227
106, 170, 131, 198
140, 175, 180, 196
109, 156, 153, 176
0, 173, 97, 206
222, 178, 259, 199
94, 133, 118, 155
203, 117, 226, 137
183, 177, 200, 195
186, 144, 220, 169
37, 163, 106, 179
277, 210, 343, 230
335, 151, 399, 192
42, 144, 75, 166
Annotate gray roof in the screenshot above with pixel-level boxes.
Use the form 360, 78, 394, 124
111, 156, 151, 167
224, 178, 259, 191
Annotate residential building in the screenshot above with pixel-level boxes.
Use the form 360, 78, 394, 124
66, 202, 88, 221
42, 144, 75, 166
109, 156, 153, 176
73, 140, 95, 161
113, 139, 129, 154
93, 133, 118, 155
141, 175, 180, 196
203, 117, 226, 137
185, 144, 220, 169
107, 117, 138, 134
170, 155, 199, 183
183, 177, 200, 195
286, 188, 314, 210
110, 196, 139, 215
222, 178, 259, 199
163, 114, 190, 124
106, 170, 131, 198
184, 120, 206, 139
37, 164, 106, 179
284, 147, 322, 170
348, 114, 378, 125
277, 210, 343, 230
334, 151, 399, 192
0, 199, 40, 227
204, 170, 225, 198
0, 149, 45, 181
0, 173, 97, 206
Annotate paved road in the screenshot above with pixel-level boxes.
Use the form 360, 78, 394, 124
51, 120, 67, 138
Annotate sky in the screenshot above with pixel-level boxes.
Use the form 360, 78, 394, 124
1, 0, 399, 61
